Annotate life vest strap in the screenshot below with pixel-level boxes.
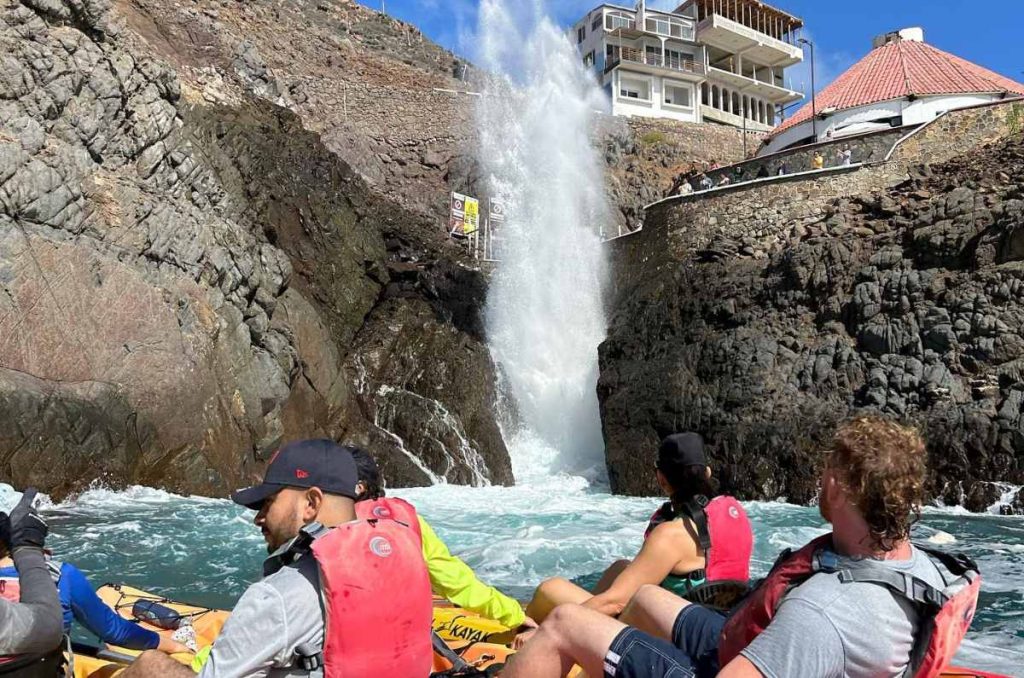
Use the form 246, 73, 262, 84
833, 567, 949, 609
681, 496, 712, 552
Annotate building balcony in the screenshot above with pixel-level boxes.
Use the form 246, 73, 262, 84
706, 66, 802, 105
601, 9, 697, 42
701, 105, 774, 132
697, 13, 803, 67
606, 47, 707, 80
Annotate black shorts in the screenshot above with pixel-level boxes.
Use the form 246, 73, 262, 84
603, 605, 726, 678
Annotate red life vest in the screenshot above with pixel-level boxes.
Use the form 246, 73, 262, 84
718, 534, 982, 678
355, 497, 423, 543
310, 519, 433, 678
644, 495, 752, 582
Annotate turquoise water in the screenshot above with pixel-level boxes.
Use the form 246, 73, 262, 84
3, 480, 1022, 675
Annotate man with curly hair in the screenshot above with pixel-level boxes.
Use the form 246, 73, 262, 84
505, 417, 949, 678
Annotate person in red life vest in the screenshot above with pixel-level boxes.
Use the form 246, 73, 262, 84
516, 433, 751, 647
0, 488, 64, 675
503, 417, 980, 678
123, 439, 433, 678
349, 448, 539, 636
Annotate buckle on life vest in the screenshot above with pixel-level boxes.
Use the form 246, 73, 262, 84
814, 549, 841, 572
293, 643, 322, 672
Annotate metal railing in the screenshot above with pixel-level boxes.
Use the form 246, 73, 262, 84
607, 47, 706, 76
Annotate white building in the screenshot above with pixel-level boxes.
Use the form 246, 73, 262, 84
762, 28, 1024, 154
571, 0, 804, 131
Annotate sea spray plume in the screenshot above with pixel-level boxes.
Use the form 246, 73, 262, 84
477, 0, 611, 480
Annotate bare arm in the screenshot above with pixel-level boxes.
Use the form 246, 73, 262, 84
582, 523, 697, 616
718, 655, 766, 678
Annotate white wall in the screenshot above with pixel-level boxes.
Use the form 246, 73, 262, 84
762, 93, 1003, 154
610, 70, 699, 122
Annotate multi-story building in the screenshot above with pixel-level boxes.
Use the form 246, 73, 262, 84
571, 0, 805, 132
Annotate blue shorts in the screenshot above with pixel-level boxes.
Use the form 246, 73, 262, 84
603, 605, 726, 678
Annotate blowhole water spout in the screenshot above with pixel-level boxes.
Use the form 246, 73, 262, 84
477, 0, 611, 483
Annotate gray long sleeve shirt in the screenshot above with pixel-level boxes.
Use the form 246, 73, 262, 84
0, 547, 63, 655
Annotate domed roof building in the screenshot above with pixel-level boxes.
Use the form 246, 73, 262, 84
761, 27, 1024, 154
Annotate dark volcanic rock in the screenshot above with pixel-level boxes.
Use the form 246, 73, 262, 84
601, 135, 1024, 503
0, 0, 510, 497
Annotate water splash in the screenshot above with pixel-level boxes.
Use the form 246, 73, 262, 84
477, 0, 611, 480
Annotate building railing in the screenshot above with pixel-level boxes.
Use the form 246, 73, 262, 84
699, 13, 803, 54
608, 47, 707, 76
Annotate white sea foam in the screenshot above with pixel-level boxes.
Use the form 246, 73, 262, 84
477, 0, 611, 480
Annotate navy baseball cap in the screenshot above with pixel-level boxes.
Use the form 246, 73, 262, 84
657, 433, 707, 471
231, 439, 359, 510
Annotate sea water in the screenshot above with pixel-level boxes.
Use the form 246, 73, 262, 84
2, 481, 1020, 675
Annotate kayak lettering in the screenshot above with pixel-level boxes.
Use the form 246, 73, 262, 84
434, 615, 492, 644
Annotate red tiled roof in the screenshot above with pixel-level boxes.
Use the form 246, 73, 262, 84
772, 39, 1024, 136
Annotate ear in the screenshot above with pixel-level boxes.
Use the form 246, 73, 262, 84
704, 466, 712, 479
304, 487, 325, 520
355, 481, 367, 500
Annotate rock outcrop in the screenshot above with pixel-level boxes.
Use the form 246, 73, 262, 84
0, 0, 512, 497
601, 126, 1024, 510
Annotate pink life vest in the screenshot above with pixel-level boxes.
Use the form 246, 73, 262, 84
718, 534, 982, 678
310, 519, 433, 678
355, 497, 422, 543
645, 495, 752, 583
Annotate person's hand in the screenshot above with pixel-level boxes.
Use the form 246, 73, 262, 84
511, 616, 539, 650
156, 635, 191, 655
7, 488, 47, 551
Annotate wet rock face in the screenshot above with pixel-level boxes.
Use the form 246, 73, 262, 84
0, 0, 510, 497
601, 137, 1024, 505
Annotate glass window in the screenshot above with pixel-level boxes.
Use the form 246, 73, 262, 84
619, 77, 651, 101
577, 26, 586, 43
606, 12, 635, 31
592, 14, 602, 31
664, 82, 692, 107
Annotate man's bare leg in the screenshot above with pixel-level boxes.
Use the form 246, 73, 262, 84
618, 584, 692, 641
120, 650, 194, 678
503, 604, 626, 678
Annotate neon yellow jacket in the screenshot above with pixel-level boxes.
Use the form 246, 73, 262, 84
417, 516, 525, 629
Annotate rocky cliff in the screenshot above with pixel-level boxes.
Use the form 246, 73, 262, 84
601, 115, 1024, 511
0, 0, 511, 497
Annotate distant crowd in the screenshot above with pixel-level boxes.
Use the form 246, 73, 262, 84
676, 145, 856, 196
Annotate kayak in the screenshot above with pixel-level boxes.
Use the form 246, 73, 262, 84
72, 584, 1011, 678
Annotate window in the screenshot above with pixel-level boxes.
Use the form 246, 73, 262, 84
645, 15, 694, 40
664, 81, 692, 107
577, 26, 586, 43
592, 14, 602, 31
645, 45, 662, 66
619, 76, 651, 101
606, 12, 635, 31
664, 48, 691, 70
583, 51, 595, 68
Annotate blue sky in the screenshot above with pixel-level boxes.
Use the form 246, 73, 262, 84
359, 0, 1024, 96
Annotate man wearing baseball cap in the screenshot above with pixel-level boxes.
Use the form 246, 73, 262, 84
125, 439, 433, 678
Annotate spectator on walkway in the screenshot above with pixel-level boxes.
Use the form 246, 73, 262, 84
841, 147, 853, 166
776, 162, 788, 176
812, 151, 825, 170
678, 181, 694, 196
699, 174, 714, 191
718, 175, 732, 187
756, 165, 770, 179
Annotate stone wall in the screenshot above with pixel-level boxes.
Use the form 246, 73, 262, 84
702, 127, 910, 187
601, 98, 1024, 507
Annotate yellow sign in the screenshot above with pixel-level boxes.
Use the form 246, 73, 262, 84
463, 197, 480, 235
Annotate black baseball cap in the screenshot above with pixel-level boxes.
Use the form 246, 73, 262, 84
657, 433, 708, 471
231, 439, 359, 510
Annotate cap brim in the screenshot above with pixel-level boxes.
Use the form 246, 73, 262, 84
230, 483, 282, 510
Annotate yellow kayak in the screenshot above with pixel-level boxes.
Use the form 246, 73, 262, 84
72, 585, 1007, 678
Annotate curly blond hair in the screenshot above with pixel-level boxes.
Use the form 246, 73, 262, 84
829, 417, 926, 551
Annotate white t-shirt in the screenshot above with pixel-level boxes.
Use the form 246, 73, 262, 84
199, 553, 323, 678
